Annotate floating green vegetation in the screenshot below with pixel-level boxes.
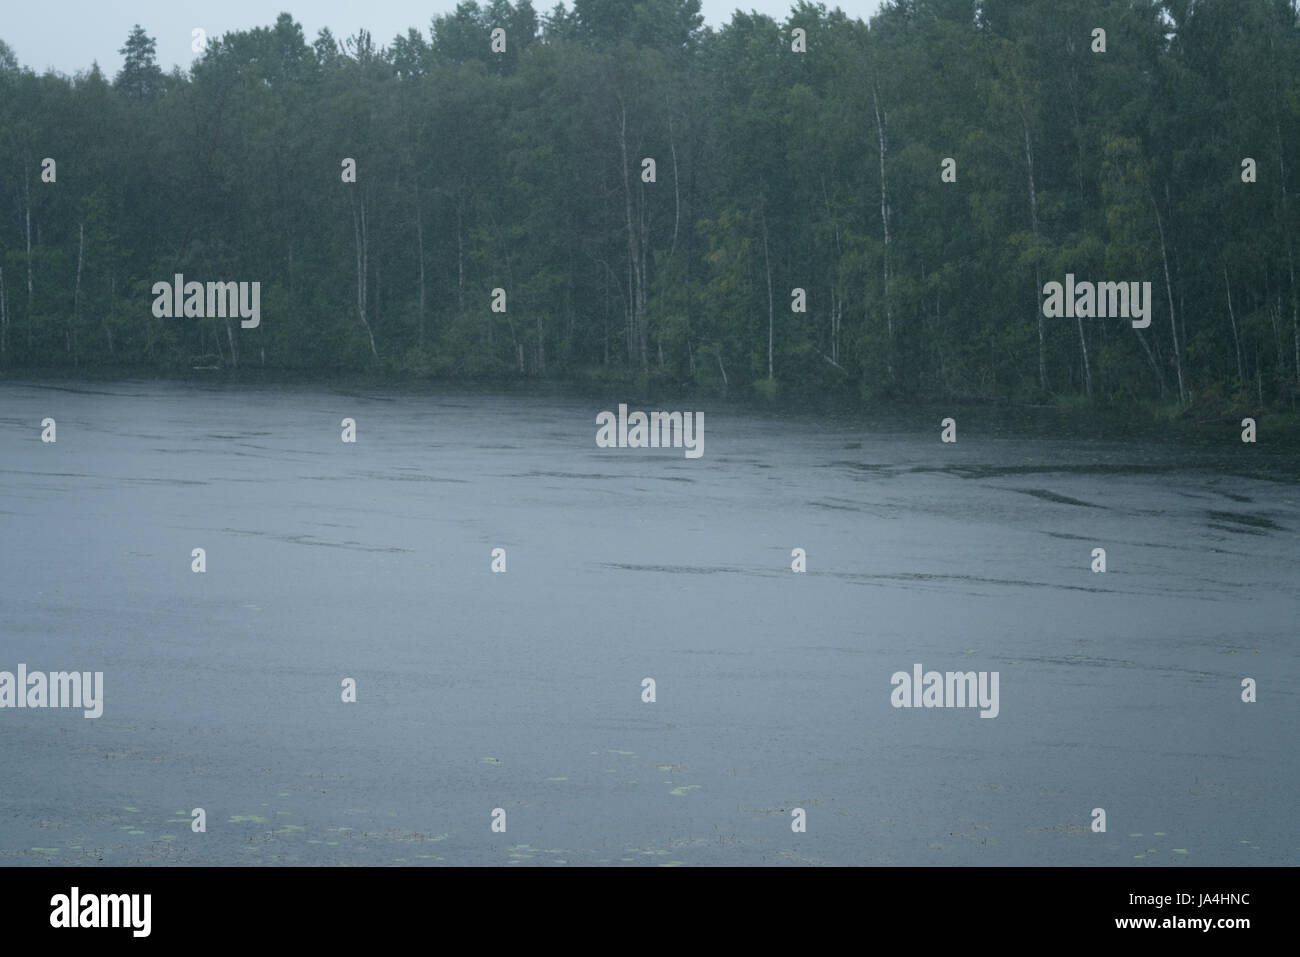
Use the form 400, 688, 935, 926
1154, 832, 1166, 836
659, 862, 685, 867
277, 792, 290, 797
127, 830, 145, 836
1172, 849, 1188, 854
272, 825, 307, 834
30, 847, 58, 853
230, 815, 268, 824
670, 785, 701, 796
481, 757, 500, 765
124, 807, 140, 813
547, 777, 567, 782
608, 750, 636, 756
325, 841, 340, 846
160, 835, 176, 841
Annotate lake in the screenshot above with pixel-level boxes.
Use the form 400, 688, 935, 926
1, 380, 1296, 865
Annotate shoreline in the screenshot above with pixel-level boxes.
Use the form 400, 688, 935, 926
3, 366, 1299, 446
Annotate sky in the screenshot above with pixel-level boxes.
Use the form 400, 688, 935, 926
2, 0, 885, 78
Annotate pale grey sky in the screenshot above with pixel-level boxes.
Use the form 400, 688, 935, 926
3, 0, 884, 77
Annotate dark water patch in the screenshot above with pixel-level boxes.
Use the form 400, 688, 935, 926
1049, 531, 1254, 557
331, 392, 397, 402
810, 500, 862, 512
1205, 510, 1282, 531
915, 463, 1181, 479
828, 461, 897, 474
1208, 523, 1268, 536
301, 472, 470, 484
830, 571, 1115, 594
277, 535, 411, 553
1216, 491, 1254, 503
217, 528, 411, 552
0, 469, 94, 479
124, 477, 210, 486
521, 471, 624, 480
22, 384, 150, 397
1009, 488, 1102, 508
1013, 655, 1236, 680
602, 563, 750, 576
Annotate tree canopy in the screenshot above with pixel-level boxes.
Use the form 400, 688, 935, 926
0, 0, 1297, 412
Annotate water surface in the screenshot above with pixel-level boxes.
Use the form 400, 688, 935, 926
1, 381, 1296, 865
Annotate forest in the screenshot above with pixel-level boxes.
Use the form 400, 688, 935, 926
0, 0, 1298, 413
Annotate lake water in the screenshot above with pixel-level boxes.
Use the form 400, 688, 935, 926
1, 380, 1296, 865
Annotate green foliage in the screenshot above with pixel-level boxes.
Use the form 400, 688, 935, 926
0, 0, 1295, 417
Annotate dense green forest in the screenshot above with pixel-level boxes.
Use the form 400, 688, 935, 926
1, 0, 1298, 412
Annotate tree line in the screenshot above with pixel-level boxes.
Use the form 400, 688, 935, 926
1, 0, 1297, 411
